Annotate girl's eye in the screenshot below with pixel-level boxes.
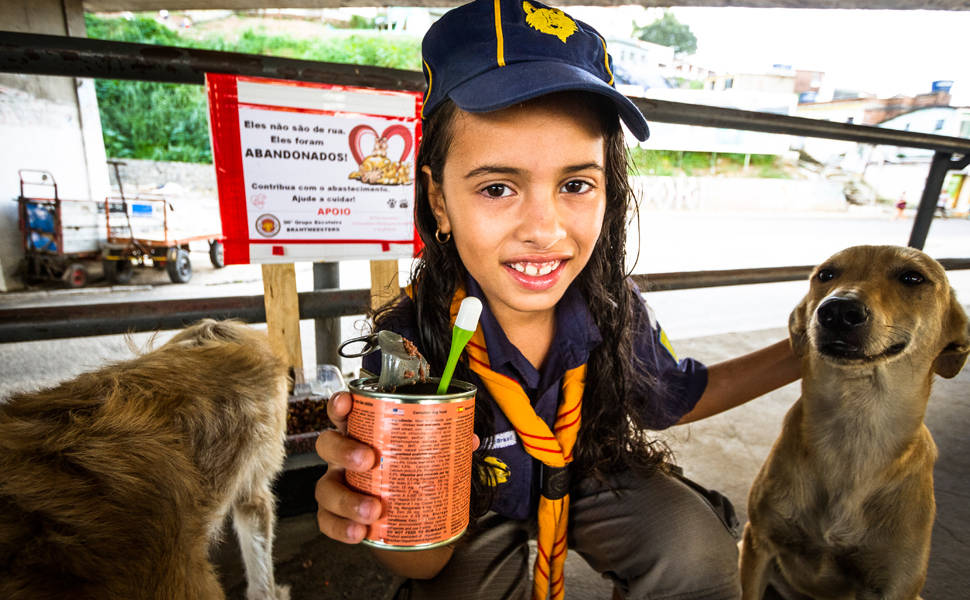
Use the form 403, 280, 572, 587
481, 184, 512, 198
561, 180, 592, 194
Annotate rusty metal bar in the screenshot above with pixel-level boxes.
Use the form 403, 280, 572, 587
0, 31, 423, 90
2, 31, 970, 155
0, 288, 370, 343
630, 97, 970, 153
4, 261, 970, 343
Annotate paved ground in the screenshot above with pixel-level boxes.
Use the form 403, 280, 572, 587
207, 322, 970, 599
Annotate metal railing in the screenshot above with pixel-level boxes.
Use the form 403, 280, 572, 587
1, 31, 968, 343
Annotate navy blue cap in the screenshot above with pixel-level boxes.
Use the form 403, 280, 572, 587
421, 0, 650, 141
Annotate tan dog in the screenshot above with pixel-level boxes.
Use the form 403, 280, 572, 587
0, 320, 291, 600
741, 245, 970, 600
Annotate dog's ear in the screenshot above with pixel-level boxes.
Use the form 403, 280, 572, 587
934, 290, 970, 379
788, 293, 812, 358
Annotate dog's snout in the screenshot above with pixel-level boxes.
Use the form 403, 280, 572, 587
818, 297, 869, 331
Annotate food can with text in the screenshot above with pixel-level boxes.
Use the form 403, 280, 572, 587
346, 377, 476, 551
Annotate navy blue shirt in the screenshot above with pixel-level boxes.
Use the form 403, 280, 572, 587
362, 277, 707, 520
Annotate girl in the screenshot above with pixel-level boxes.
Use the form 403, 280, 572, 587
316, 1, 800, 598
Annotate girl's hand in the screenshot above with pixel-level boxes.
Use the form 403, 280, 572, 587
314, 391, 382, 544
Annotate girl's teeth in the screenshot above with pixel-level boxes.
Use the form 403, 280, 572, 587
510, 261, 559, 276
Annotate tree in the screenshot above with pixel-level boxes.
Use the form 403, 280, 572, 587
633, 11, 697, 55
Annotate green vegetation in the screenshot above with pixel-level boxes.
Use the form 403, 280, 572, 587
633, 11, 697, 55
84, 14, 421, 163
628, 148, 790, 178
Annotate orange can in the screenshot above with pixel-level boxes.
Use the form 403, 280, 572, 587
346, 377, 476, 550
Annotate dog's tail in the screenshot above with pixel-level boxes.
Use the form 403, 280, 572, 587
165, 318, 254, 347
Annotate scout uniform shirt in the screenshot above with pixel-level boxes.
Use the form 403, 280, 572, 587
362, 277, 707, 521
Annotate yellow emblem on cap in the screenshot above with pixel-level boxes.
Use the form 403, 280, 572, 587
523, 1, 577, 43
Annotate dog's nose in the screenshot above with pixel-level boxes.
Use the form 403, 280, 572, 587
817, 297, 869, 331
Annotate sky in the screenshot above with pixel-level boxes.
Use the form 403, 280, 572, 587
567, 6, 970, 105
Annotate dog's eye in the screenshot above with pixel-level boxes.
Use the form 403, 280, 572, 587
817, 269, 836, 282
899, 271, 925, 286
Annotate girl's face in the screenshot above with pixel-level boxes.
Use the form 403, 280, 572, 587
425, 98, 607, 328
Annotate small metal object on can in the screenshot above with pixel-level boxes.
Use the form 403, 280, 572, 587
338, 331, 431, 390
345, 376, 476, 550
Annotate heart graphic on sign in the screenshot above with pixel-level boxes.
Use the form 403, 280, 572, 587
347, 124, 414, 186
348, 124, 412, 165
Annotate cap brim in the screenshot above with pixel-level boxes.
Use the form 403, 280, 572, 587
448, 61, 649, 141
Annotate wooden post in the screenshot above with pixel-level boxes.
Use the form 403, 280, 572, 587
369, 259, 400, 310
261, 263, 304, 387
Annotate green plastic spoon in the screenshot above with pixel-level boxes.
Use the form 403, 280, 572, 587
437, 297, 483, 394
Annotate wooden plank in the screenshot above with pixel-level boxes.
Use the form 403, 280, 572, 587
369, 259, 400, 311
261, 263, 304, 385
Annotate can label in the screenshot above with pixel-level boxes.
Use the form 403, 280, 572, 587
346, 386, 475, 549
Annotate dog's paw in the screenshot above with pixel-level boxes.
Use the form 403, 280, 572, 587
274, 584, 291, 600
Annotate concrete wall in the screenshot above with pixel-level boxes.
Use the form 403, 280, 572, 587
0, 0, 109, 291
108, 158, 218, 195
633, 175, 847, 212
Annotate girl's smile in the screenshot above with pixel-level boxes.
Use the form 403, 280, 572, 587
425, 96, 607, 334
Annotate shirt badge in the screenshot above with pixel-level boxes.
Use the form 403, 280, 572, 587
483, 456, 511, 485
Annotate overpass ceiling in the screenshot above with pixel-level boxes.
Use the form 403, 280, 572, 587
82, 1, 970, 12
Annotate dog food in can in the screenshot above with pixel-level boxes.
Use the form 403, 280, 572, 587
346, 377, 476, 550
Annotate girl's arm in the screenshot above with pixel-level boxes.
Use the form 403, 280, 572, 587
676, 339, 800, 425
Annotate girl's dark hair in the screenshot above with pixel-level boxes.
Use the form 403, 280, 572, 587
372, 93, 669, 516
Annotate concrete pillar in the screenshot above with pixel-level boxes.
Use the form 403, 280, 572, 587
0, 0, 109, 291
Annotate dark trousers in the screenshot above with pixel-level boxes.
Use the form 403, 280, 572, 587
395, 468, 741, 600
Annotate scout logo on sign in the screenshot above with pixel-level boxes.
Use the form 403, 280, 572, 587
523, 1, 577, 43
255, 214, 280, 237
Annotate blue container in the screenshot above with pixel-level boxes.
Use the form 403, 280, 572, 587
29, 232, 57, 253
932, 80, 954, 94
131, 203, 153, 216
26, 203, 55, 233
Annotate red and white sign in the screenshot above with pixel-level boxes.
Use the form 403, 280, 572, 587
206, 74, 423, 264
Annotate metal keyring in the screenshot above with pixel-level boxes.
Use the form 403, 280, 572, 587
338, 333, 380, 358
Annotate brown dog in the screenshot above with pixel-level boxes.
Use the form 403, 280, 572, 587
741, 245, 970, 600
0, 320, 291, 600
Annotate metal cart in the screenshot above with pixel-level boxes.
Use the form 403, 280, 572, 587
102, 161, 224, 284
15, 169, 104, 288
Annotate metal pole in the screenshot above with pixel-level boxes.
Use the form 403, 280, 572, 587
908, 152, 970, 249
313, 262, 341, 368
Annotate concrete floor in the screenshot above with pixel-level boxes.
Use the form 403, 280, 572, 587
213, 322, 970, 599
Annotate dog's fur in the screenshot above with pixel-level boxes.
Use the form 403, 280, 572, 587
740, 245, 970, 600
0, 320, 291, 600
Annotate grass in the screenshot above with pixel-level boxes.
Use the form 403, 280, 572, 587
628, 148, 791, 178
84, 14, 421, 163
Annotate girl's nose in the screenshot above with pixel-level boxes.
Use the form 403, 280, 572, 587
516, 192, 566, 250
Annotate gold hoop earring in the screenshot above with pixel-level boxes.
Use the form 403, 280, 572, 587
435, 228, 452, 244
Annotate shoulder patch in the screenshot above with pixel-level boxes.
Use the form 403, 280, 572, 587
485, 430, 517, 449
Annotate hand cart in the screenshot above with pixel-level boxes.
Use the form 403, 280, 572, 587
102, 161, 224, 284
15, 169, 104, 288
